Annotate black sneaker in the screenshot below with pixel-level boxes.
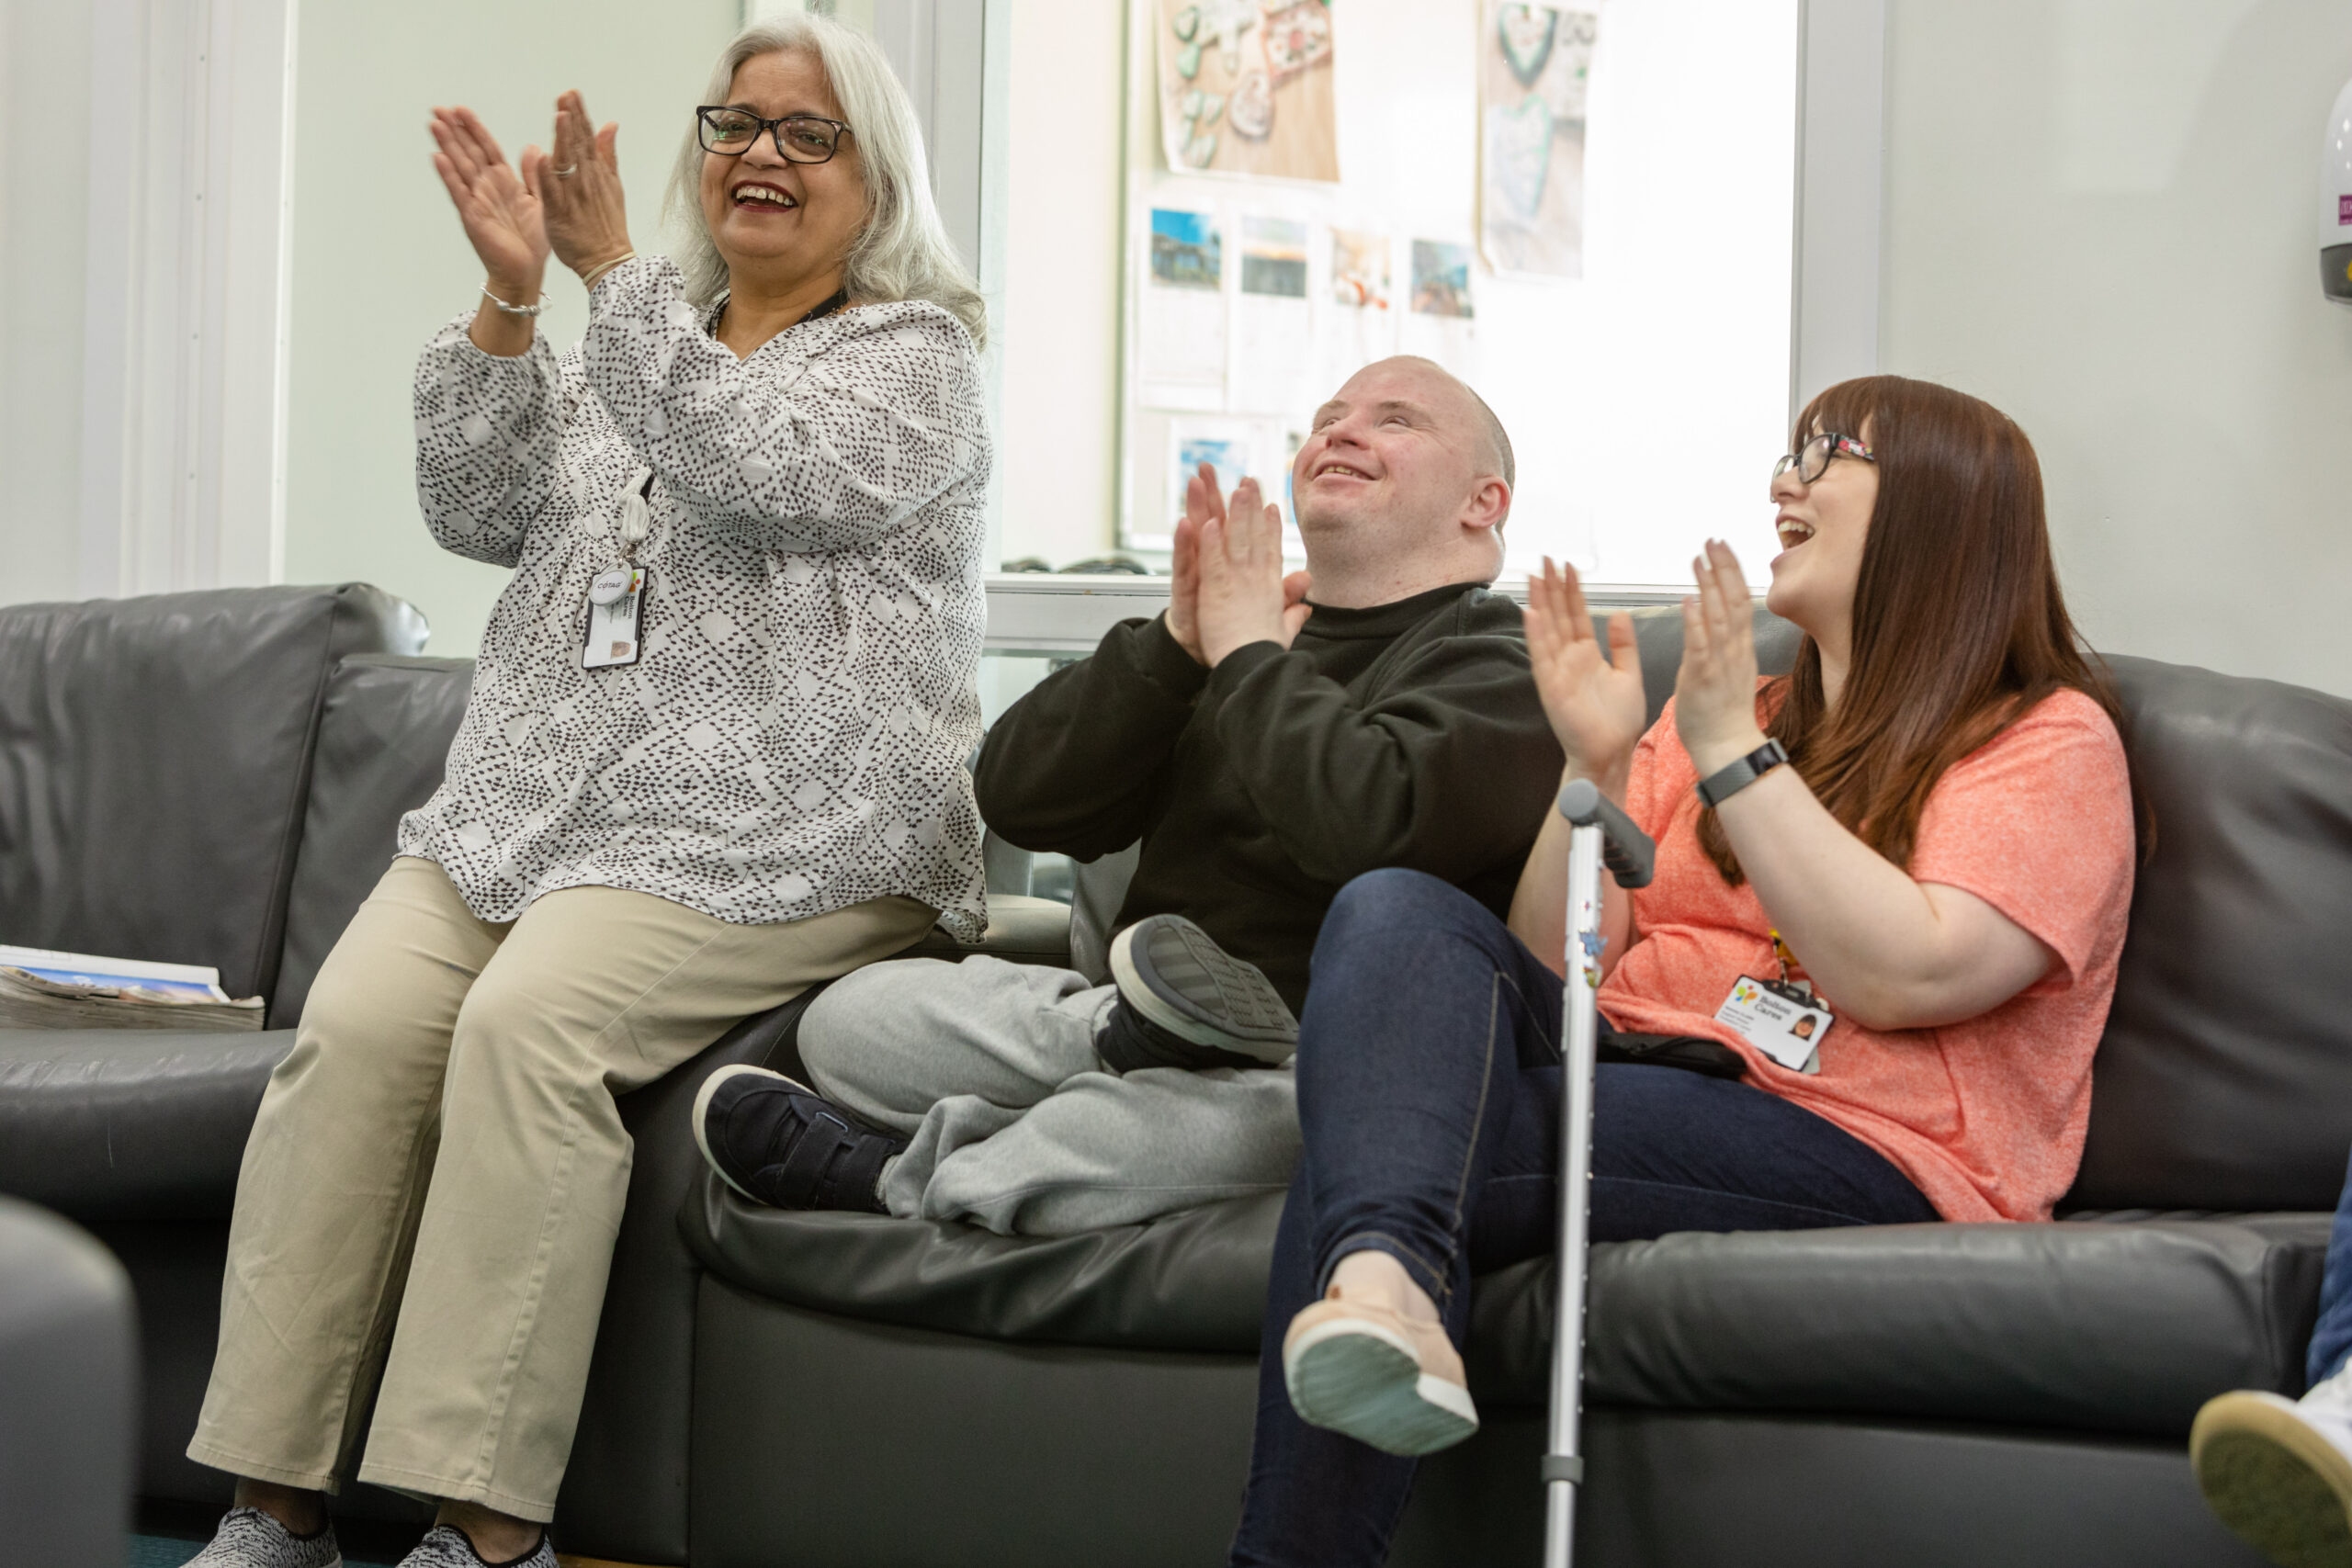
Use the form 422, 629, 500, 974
1100, 914, 1299, 1073
692, 1065, 904, 1213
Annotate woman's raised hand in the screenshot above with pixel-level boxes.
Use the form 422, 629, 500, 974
1524, 557, 1646, 788
429, 107, 548, 295
1672, 540, 1770, 778
526, 91, 633, 282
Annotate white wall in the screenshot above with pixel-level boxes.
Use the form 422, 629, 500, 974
995, 0, 1125, 568
1883, 0, 2352, 698
280, 0, 740, 655
0, 0, 93, 605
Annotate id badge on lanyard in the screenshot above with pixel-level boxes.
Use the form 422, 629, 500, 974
1713, 928, 1834, 1074
583, 470, 656, 669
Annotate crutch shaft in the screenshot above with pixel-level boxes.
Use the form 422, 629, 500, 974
1541, 822, 1605, 1568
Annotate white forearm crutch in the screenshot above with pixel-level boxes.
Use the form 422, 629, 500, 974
1543, 777, 1657, 1568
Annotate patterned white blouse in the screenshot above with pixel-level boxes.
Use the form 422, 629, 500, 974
399, 254, 989, 939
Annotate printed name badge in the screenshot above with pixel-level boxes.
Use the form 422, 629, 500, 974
1714, 975, 1832, 1075
582, 568, 649, 669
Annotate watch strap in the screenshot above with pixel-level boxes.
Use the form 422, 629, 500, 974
1696, 738, 1790, 808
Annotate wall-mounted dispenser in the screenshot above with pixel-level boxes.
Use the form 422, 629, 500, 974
2321, 76, 2352, 303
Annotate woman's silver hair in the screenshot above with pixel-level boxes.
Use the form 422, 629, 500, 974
662, 13, 988, 348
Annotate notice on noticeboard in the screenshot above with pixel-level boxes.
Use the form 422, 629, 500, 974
1479, 2, 1597, 278
1156, 0, 1340, 182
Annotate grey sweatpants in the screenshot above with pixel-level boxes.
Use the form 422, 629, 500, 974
797, 955, 1301, 1235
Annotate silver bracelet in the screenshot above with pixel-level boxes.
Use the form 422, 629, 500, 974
579, 252, 639, 290
481, 286, 548, 317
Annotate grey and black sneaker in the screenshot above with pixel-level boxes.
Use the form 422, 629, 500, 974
693, 1064, 903, 1213
181, 1506, 341, 1568
1100, 914, 1299, 1073
396, 1523, 556, 1568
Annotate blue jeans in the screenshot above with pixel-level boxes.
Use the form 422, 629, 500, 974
2307, 1146, 2352, 1387
1227, 869, 1939, 1568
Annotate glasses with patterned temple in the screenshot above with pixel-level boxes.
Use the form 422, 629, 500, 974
695, 107, 854, 164
1770, 432, 1875, 486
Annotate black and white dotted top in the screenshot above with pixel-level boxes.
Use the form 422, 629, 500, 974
400, 254, 989, 939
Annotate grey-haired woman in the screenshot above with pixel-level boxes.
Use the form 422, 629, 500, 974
179, 17, 989, 1567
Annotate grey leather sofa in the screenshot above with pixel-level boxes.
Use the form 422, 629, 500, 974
3, 586, 2348, 1567
672, 624, 2352, 1568
0, 584, 1058, 1560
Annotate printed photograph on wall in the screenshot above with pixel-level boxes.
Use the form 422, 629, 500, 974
1330, 229, 1390, 310
1240, 216, 1310, 296
1169, 425, 1255, 524
1157, 0, 1339, 182
1150, 207, 1225, 288
1479, 2, 1598, 277
1410, 239, 1476, 318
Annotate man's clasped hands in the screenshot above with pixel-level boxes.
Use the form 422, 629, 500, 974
1166, 464, 1315, 668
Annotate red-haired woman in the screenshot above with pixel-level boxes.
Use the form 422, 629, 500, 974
1227, 377, 2140, 1566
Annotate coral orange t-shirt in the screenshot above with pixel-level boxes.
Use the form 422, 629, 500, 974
1597, 687, 2136, 1223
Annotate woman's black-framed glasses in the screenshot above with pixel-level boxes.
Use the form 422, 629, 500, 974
696, 107, 853, 164
1770, 432, 1875, 487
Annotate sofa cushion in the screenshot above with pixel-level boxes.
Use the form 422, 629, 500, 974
1473, 1213, 2328, 1437
2067, 657, 2352, 1211
0, 586, 424, 1007
0, 1030, 291, 1221
684, 1176, 1279, 1353
272, 656, 473, 1025
688, 1182, 2327, 1438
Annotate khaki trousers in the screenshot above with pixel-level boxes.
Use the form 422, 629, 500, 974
187, 856, 933, 1521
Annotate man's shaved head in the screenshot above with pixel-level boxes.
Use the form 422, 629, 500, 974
1287, 356, 1517, 605
1388, 355, 1514, 488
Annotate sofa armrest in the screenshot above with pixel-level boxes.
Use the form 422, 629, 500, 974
0, 1031, 293, 1222
902, 895, 1073, 967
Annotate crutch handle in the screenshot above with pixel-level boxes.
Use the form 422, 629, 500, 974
1555, 778, 1656, 889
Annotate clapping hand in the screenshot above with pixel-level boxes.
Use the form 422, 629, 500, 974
528, 90, 634, 283
1523, 556, 1646, 789
1170, 465, 1311, 667
429, 107, 548, 297
1673, 540, 1770, 778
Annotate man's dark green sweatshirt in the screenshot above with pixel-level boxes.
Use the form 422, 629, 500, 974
973, 581, 1565, 1012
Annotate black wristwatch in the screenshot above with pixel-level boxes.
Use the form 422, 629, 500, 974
1695, 739, 1790, 808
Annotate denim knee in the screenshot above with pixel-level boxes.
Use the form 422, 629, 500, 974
1311, 868, 1508, 974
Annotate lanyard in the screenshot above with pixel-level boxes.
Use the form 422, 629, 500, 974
1767, 928, 1814, 999
616, 469, 655, 567
709, 286, 851, 338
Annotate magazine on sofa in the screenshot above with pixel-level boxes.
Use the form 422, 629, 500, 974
0, 944, 264, 1032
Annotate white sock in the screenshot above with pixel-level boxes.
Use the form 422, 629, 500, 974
2303, 1358, 2352, 1410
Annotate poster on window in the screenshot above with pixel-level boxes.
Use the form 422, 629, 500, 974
1156, 0, 1340, 183
1140, 207, 1228, 407
1479, 2, 1597, 278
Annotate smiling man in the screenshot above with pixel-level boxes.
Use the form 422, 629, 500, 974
692, 356, 1565, 1235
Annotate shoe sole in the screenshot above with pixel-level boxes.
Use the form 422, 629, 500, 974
2192, 1392, 2352, 1568
1283, 1317, 1479, 1457
692, 1063, 814, 1205
1109, 919, 1296, 1061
